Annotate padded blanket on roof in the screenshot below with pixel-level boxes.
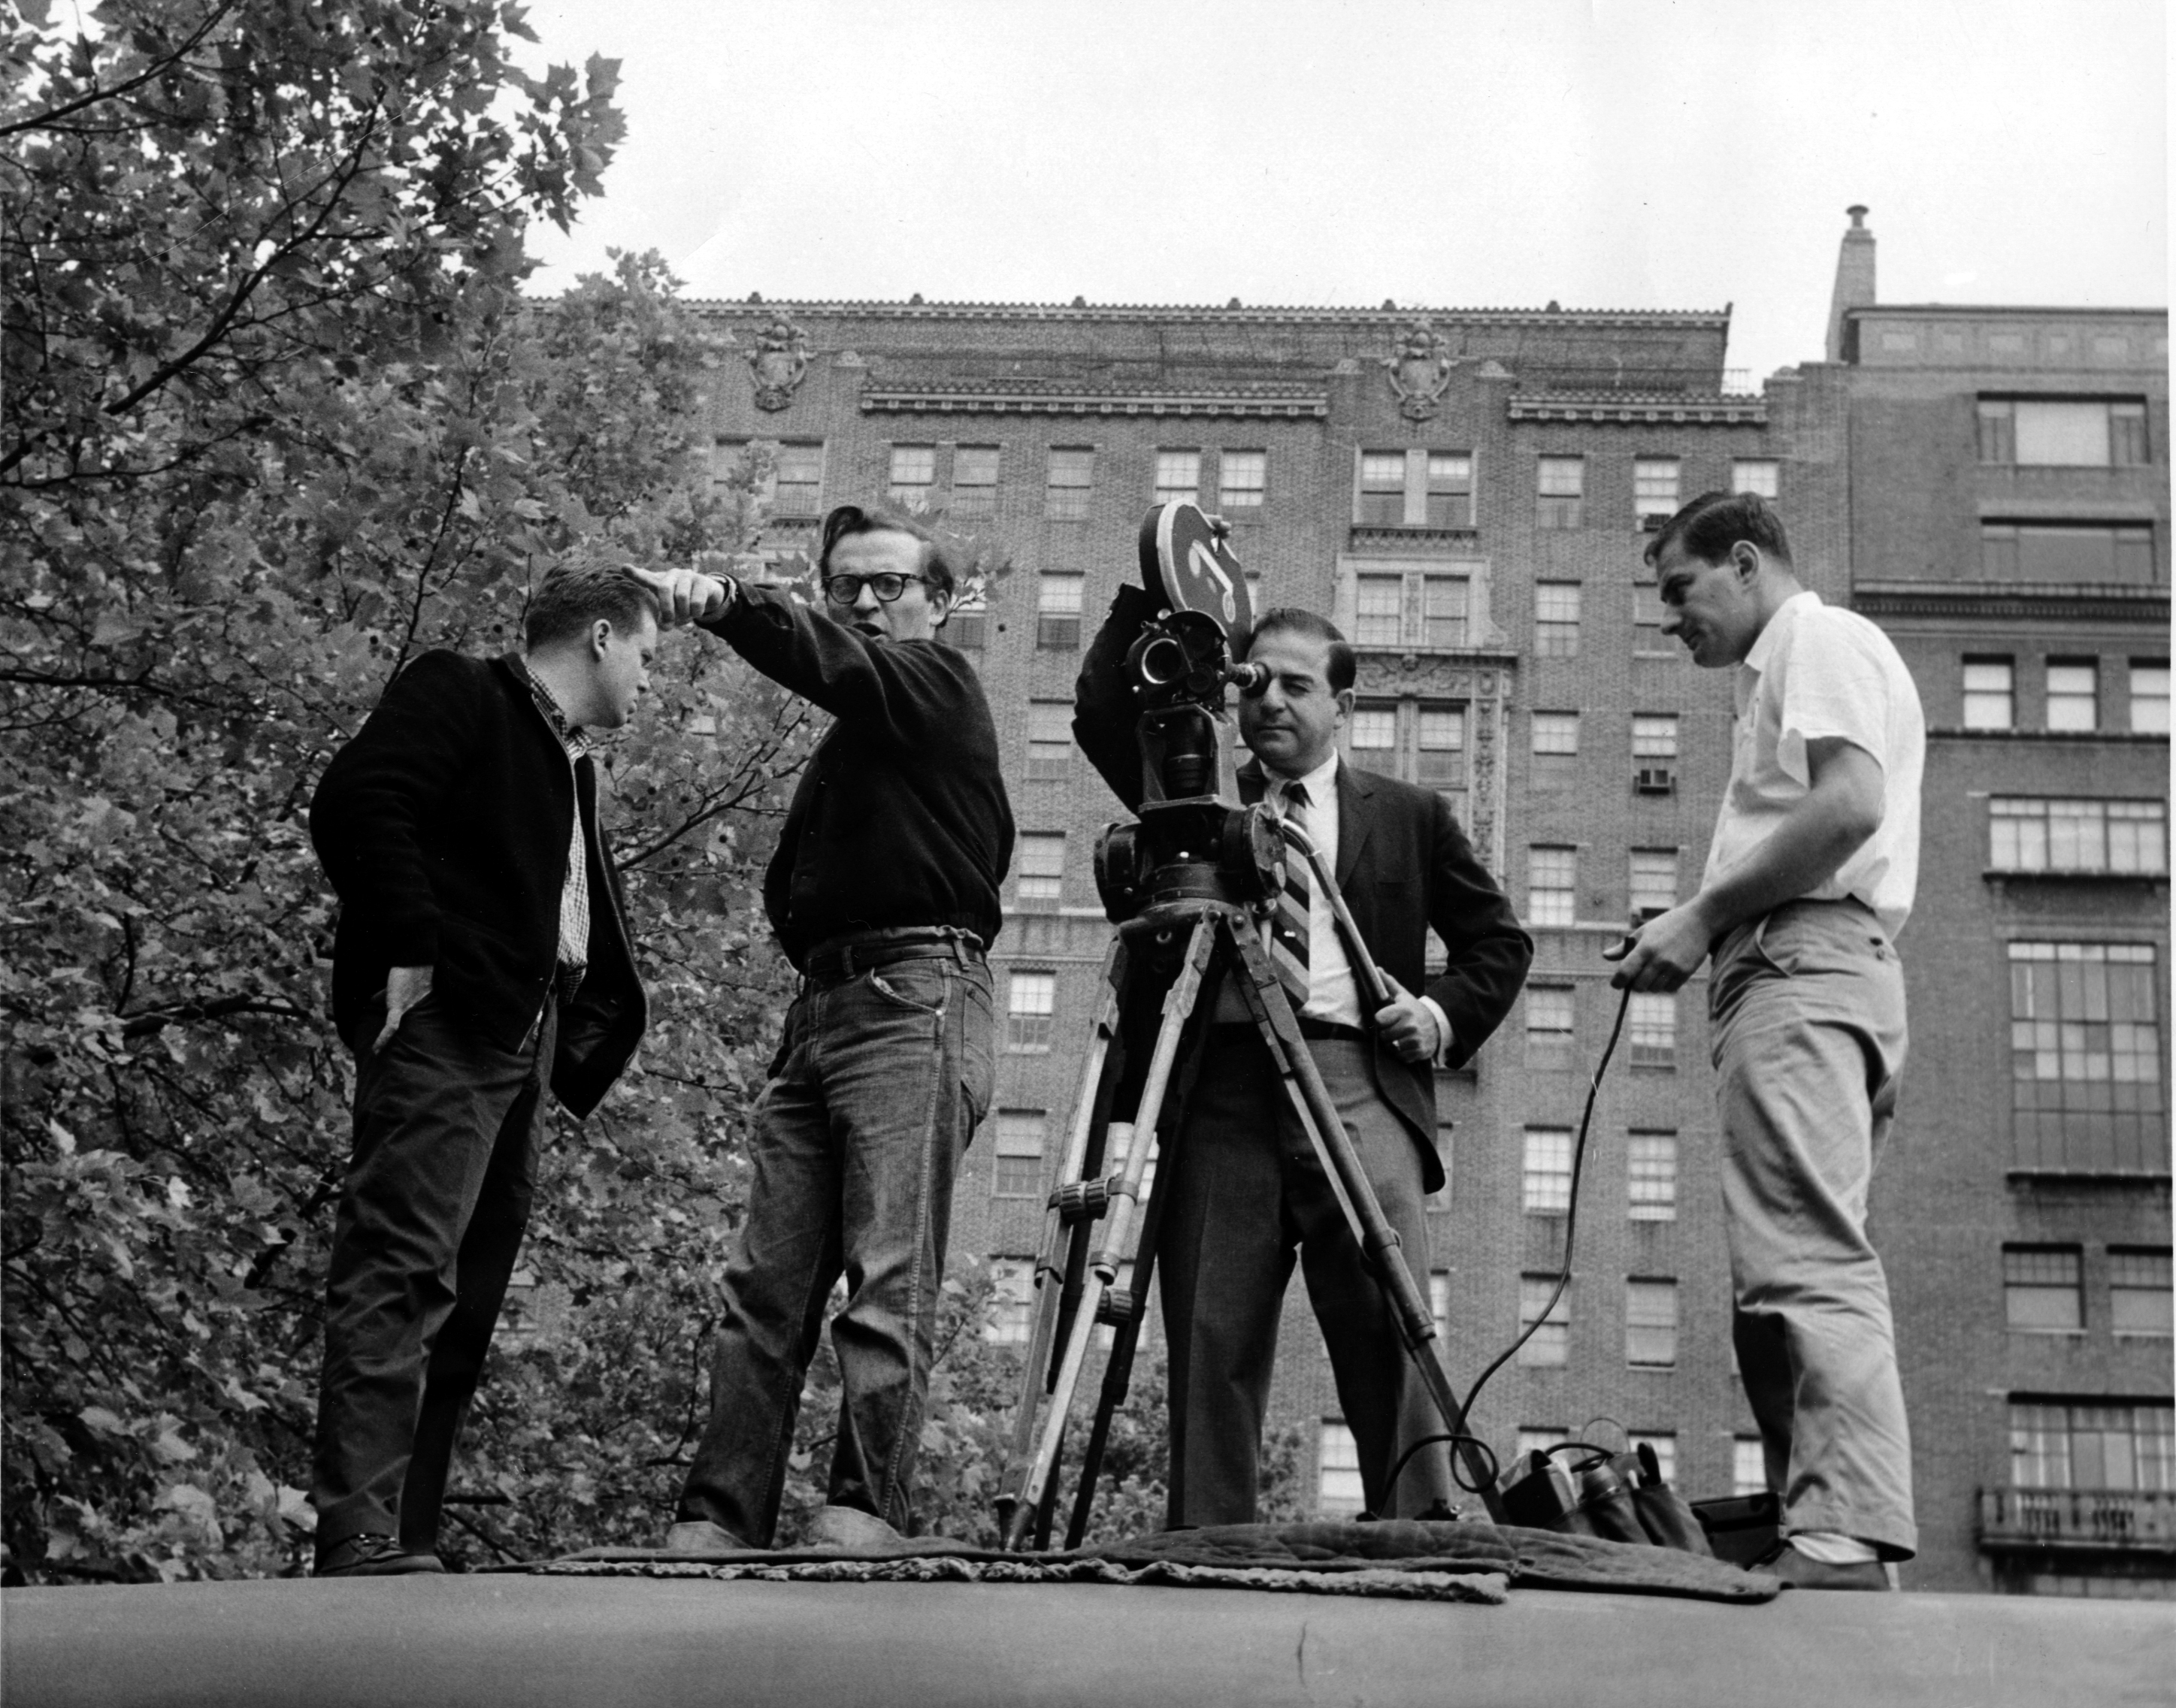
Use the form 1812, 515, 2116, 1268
528, 1519, 1778, 1605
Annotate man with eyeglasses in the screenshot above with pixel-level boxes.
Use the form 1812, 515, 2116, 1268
633, 504, 1013, 1553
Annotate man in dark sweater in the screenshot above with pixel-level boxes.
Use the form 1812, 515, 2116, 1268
306, 567, 655, 1576
640, 506, 1013, 1552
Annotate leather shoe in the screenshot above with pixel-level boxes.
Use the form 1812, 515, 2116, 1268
316, 1534, 444, 1578
661, 1519, 752, 1555
1758, 1540, 1891, 1591
799, 1503, 909, 1554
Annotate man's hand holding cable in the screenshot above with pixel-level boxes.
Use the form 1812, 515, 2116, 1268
1372, 972, 1442, 1063
1604, 899, 1715, 994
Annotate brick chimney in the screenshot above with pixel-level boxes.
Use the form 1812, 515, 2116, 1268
1825, 204, 1876, 362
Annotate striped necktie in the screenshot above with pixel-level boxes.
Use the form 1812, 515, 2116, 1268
1267, 779, 1312, 1008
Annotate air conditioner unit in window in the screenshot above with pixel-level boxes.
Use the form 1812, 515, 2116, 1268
1634, 766, 1675, 795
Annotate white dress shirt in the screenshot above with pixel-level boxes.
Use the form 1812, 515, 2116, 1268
1703, 591, 1925, 939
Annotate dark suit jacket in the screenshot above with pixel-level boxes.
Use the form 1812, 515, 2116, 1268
310, 650, 647, 1119
1073, 587, 1531, 1190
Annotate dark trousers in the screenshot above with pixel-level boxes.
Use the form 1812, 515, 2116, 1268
310, 990, 555, 1558
1158, 1029, 1454, 1527
676, 955, 994, 1545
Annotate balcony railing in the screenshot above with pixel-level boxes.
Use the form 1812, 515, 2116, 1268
1977, 1486, 2176, 1553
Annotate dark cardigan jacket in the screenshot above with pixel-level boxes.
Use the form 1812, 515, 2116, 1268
309, 650, 646, 1118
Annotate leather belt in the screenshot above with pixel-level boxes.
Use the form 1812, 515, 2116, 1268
1297, 1018, 1370, 1044
802, 928, 985, 984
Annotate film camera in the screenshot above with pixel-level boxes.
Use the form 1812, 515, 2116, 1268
1091, 503, 1285, 922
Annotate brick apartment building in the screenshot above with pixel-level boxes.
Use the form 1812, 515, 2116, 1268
686, 210, 2168, 1594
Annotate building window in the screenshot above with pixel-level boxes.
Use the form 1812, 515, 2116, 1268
1518, 1274, 1569, 1366
2008, 942, 2164, 1174
773, 442, 826, 516
1978, 398, 2152, 467
2109, 1248, 2174, 1337
1027, 702, 1074, 781
1634, 458, 1681, 522
947, 595, 987, 650
1046, 447, 1095, 521
1516, 1426, 1571, 1463
951, 445, 1000, 516
1318, 1421, 1365, 1513
1632, 714, 1678, 793
1963, 657, 2015, 730
1005, 969, 1056, 1053
1733, 1437, 1769, 1498
1527, 987, 1575, 1069
1625, 1278, 1678, 1368
1629, 849, 1678, 919
1627, 1132, 1677, 1221
1154, 448, 1201, 506
1524, 1127, 1573, 1215
1354, 573, 1403, 646
1989, 798, 2167, 875
2003, 1245, 2084, 1332
888, 443, 936, 506
1415, 706, 1465, 786
2045, 659, 2099, 732
1535, 582, 1581, 657
1218, 449, 1266, 509
1425, 453, 1473, 528
1430, 1270, 1452, 1344
1537, 455, 1584, 529
992, 1111, 1046, 1199
2009, 1401, 2174, 1492
1731, 459, 1780, 498
1347, 703, 1398, 775
1037, 572, 1084, 648
1981, 522, 2156, 585
988, 1258, 1034, 1344
1630, 1433, 1677, 1485
2131, 661, 2170, 733
1356, 452, 1407, 525
1531, 712, 1578, 785
1627, 993, 1676, 1069
1421, 575, 1468, 648
1528, 845, 1577, 927
1634, 609, 1670, 656
1015, 833, 1065, 911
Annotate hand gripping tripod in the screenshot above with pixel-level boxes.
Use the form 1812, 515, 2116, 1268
993, 509, 1506, 1550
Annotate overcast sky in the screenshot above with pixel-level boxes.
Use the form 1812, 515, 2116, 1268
516, 0, 2167, 384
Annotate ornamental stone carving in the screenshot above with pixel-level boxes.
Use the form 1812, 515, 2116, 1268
1381, 320, 1465, 422
745, 316, 813, 411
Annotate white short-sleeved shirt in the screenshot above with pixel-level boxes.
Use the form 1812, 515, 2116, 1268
1702, 591, 1926, 938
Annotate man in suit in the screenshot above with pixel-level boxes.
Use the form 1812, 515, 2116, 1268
1074, 587, 1531, 1525
306, 565, 655, 1575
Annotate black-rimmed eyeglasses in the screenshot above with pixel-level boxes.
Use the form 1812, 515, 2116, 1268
822, 573, 933, 606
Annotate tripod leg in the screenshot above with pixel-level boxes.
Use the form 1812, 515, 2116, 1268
995, 939, 1127, 1540
1003, 917, 1217, 1551
1223, 917, 1509, 1523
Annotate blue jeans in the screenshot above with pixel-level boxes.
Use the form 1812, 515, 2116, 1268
1710, 899, 1916, 1559
677, 951, 994, 1543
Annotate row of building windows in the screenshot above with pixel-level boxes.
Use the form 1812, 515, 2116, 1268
1512, 1274, 1682, 1368
1987, 798, 2166, 875
719, 437, 1790, 531
1526, 989, 1678, 1070
1522, 1128, 1680, 1214
1961, 657, 2168, 733
1981, 521, 2160, 586
1525, 845, 1685, 929
1975, 398, 2152, 468
2002, 1245, 2173, 1335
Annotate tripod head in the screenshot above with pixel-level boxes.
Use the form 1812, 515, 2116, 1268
1092, 504, 1282, 924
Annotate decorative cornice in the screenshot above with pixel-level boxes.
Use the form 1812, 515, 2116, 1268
1347, 525, 1481, 554
692, 299, 1733, 330
1506, 391, 1766, 425
861, 387, 1329, 420
1852, 580, 2169, 623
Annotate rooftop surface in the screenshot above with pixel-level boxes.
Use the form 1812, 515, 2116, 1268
6, 1575, 2172, 1708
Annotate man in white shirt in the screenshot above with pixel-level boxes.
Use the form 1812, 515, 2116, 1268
1609, 492, 1925, 1589
1075, 595, 1532, 1526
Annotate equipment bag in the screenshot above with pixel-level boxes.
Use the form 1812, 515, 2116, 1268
1500, 1441, 1717, 1557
